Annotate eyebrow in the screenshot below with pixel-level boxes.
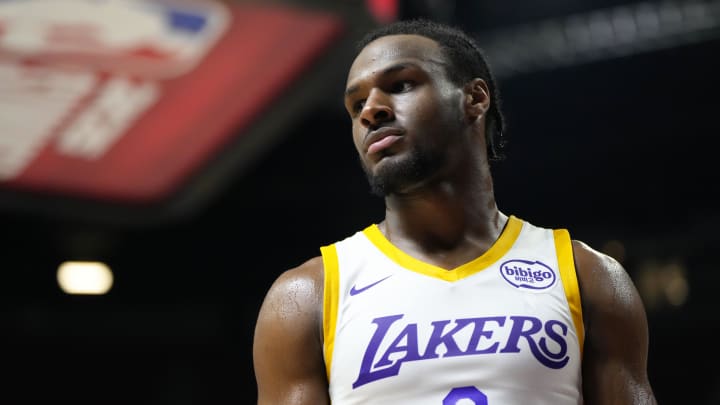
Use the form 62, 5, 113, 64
344, 63, 416, 97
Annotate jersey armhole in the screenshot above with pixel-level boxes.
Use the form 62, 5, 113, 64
553, 229, 585, 356
320, 244, 339, 381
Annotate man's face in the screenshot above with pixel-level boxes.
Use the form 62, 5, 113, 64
344, 34, 466, 196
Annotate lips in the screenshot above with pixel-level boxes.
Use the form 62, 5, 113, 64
364, 127, 405, 155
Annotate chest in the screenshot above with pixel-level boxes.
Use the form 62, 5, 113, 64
322, 221, 584, 404
328, 261, 580, 404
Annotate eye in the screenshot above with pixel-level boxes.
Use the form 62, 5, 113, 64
390, 80, 414, 93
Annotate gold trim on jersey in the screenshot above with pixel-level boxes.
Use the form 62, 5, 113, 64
554, 228, 585, 354
362, 215, 524, 281
320, 244, 340, 380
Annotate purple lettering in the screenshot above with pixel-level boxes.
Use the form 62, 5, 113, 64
540, 319, 569, 361
463, 316, 506, 355
500, 316, 569, 369
353, 314, 572, 389
374, 323, 422, 367
500, 315, 541, 353
353, 314, 404, 388
422, 319, 465, 358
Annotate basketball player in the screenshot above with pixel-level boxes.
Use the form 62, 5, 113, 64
253, 19, 657, 404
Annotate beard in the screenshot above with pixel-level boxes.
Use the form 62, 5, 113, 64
361, 144, 446, 197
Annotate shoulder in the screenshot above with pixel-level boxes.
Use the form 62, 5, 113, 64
260, 230, 365, 314
570, 239, 647, 332
253, 256, 332, 404
254, 256, 326, 359
261, 256, 326, 318
274, 256, 325, 288
572, 239, 632, 300
566, 239, 656, 402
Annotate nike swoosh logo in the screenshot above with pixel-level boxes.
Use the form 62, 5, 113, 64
349, 275, 392, 296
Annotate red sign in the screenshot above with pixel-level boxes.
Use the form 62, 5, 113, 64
0, 0, 344, 204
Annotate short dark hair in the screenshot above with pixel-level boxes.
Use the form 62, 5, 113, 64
357, 19, 507, 162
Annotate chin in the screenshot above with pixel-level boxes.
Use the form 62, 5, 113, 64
366, 154, 434, 196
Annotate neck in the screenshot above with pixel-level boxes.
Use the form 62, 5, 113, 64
380, 162, 506, 256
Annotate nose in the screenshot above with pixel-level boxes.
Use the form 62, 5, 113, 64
359, 89, 394, 129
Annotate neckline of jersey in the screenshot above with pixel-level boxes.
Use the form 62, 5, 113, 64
362, 215, 524, 281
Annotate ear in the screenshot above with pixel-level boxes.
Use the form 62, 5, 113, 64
463, 78, 491, 122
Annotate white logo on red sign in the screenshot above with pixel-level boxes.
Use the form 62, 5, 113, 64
0, 0, 231, 179
0, 0, 230, 78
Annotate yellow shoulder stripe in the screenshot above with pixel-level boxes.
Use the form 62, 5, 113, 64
320, 244, 339, 381
554, 229, 585, 355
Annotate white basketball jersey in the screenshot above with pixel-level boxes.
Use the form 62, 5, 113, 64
320, 215, 584, 405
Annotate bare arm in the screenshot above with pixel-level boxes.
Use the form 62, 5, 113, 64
574, 240, 657, 404
253, 256, 330, 405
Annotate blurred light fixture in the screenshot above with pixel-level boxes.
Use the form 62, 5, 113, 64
57, 261, 114, 295
478, 0, 720, 78
637, 259, 689, 310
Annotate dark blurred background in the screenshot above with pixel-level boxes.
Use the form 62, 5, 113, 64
1, 0, 718, 403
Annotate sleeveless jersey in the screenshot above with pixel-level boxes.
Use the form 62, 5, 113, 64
320, 215, 584, 405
